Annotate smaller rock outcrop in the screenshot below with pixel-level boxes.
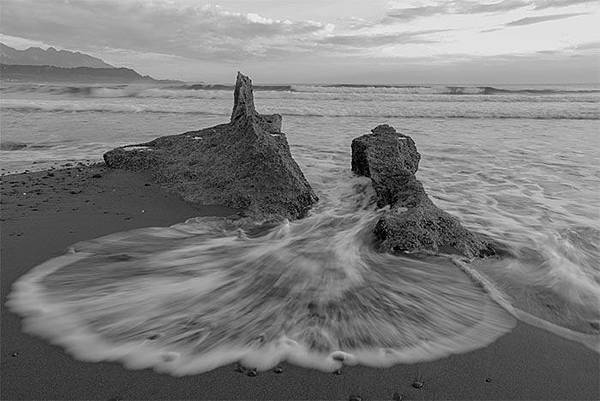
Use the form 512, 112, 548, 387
352, 124, 497, 258
104, 72, 318, 220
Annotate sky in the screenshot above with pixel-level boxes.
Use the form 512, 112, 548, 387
0, 0, 598, 83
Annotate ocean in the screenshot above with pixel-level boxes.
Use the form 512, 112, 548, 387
2, 81, 600, 374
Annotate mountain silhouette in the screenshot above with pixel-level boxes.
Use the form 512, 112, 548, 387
0, 43, 113, 68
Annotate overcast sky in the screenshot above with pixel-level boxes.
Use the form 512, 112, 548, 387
1, 0, 598, 83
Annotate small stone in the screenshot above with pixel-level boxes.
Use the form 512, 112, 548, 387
348, 395, 362, 401
11, 352, 19, 357
246, 368, 257, 377
333, 369, 342, 375
392, 392, 403, 401
234, 363, 245, 373
485, 377, 492, 383
412, 380, 424, 389
273, 366, 283, 374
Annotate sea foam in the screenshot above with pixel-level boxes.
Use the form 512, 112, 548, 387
8, 180, 519, 375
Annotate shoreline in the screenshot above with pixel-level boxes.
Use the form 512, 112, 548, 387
1, 165, 598, 400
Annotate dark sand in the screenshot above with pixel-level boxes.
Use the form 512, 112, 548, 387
1, 165, 598, 400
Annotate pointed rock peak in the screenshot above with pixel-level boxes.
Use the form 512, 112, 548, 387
231, 72, 256, 123
371, 124, 397, 135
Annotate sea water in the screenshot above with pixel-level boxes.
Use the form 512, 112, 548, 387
2, 82, 599, 375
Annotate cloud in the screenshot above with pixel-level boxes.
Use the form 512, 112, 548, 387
318, 29, 450, 48
505, 12, 586, 25
465, 0, 530, 13
385, 4, 448, 22
533, 0, 597, 10
0, 0, 331, 61
0, 0, 597, 82
480, 27, 503, 32
385, 0, 595, 21
385, 1, 531, 21
0, 33, 49, 49
575, 41, 600, 50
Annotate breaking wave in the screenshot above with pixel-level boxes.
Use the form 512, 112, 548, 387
293, 84, 600, 95
0, 141, 28, 151
0, 140, 58, 151
2, 100, 598, 120
0, 100, 225, 116
3, 83, 599, 97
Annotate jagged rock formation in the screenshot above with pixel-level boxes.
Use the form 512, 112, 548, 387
352, 124, 497, 258
104, 72, 318, 220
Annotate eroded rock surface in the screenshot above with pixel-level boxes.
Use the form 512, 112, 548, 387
104, 72, 318, 220
352, 124, 497, 258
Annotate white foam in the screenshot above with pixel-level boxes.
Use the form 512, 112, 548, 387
9, 173, 598, 378
9, 251, 516, 375
8, 200, 518, 376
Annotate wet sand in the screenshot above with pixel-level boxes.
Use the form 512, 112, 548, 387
1, 165, 598, 400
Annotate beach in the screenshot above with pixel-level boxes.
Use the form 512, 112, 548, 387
1, 165, 598, 400
2, 1, 600, 398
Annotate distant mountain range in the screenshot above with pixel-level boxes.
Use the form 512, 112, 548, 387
0, 43, 113, 68
0, 43, 177, 83
0, 64, 165, 83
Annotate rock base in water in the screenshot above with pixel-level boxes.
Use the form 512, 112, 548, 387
104, 72, 318, 221
352, 124, 497, 258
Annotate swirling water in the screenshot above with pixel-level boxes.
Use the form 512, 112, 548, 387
3, 82, 600, 375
